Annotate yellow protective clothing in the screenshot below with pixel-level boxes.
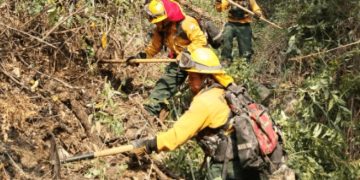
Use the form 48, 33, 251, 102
144, 15, 207, 58
156, 87, 231, 151
215, 0, 262, 23
213, 74, 234, 87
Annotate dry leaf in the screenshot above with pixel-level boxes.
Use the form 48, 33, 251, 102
101, 32, 107, 49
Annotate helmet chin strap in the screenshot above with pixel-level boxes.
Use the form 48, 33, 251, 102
200, 75, 216, 91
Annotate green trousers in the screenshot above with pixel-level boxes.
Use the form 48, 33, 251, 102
221, 22, 253, 63
206, 158, 261, 180
144, 62, 187, 116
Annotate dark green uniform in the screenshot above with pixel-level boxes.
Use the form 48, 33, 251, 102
144, 62, 187, 115
221, 22, 253, 63
215, 0, 263, 63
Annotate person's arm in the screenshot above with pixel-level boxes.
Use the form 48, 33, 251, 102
156, 98, 210, 151
215, 0, 230, 12
181, 17, 207, 53
250, 0, 263, 17
144, 28, 163, 58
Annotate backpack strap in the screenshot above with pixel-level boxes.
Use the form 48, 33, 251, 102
221, 135, 232, 180
176, 20, 189, 40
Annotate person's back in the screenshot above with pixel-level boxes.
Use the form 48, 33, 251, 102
145, 15, 207, 58
215, 0, 263, 64
156, 87, 230, 151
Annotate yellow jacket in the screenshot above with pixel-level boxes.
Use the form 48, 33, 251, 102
156, 87, 231, 151
145, 15, 207, 58
215, 0, 262, 23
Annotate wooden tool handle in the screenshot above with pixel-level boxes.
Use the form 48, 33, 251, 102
94, 144, 135, 157
100, 59, 177, 63
227, 0, 283, 29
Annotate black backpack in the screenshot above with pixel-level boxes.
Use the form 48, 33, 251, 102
228, 0, 250, 19
197, 84, 285, 178
176, 19, 223, 49
225, 84, 285, 172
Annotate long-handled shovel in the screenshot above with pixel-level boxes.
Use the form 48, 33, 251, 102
61, 144, 135, 163
100, 58, 177, 64
227, 0, 283, 29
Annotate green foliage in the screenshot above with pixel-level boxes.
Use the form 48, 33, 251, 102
283, 0, 359, 56
164, 140, 205, 179
252, 1, 360, 179
92, 80, 125, 136
275, 109, 360, 179
272, 57, 360, 179
84, 159, 128, 179
225, 59, 267, 101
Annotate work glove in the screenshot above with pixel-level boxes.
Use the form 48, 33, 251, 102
178, 49, 193, 69
253, 12, 262, 20
126, 52, 147, 66
132, 137, 157, 156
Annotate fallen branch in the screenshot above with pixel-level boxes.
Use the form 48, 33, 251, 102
0, 22, 57, 48
5, 153, 33, 179
58, 96, 102, 146
0, 64, 30, 91
152, 158, 180, 179
41, 6, 86, 40
123, 34, 137, 51
152, 163, 171, 180
289, 40, 360, 61
16, 55, 81, 89
49, 133, 61, 180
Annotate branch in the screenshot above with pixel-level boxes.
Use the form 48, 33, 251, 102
0, 22, 57, 48
41, 6, 86, 40
0, 64, 30, 91
289, 40, 360, 61
16, 55, 81, 89
6, 153, 33, 179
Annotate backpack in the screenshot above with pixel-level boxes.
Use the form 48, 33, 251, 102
198, 19, 223, 49
197, 84, 292, 179
225, 84, 280, 170
228, 0, 250, 20
176, 18, 223, 49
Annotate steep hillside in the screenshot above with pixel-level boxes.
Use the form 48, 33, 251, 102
0, 0, 359, 179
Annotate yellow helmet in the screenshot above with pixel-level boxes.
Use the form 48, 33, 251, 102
145, 0, 167, 24
179, 48, 225, 74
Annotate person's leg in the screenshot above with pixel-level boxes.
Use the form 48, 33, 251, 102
236, 24, 253, 63
206, 162, 223, 180
206, 160, 244, 180
221, 22, 236, 64
144, 62, 187, 116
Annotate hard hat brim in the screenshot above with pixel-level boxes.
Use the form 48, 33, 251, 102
150, 15, 167, 24
185, 68, 226, 74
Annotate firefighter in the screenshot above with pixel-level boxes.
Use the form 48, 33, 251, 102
128, 0, 207, 116
132, 48, 247, 179
132, 48, 293, 180
215, 0, 263, 64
